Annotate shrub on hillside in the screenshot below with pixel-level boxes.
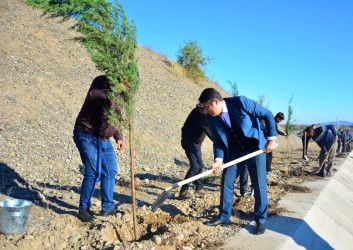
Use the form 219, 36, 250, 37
176, 40, 211, 82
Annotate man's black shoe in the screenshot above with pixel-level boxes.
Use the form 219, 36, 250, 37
254, 223, 266, 235
206, 219, 231, 227
100, 206, 117, 217
325, 172, 331, 177
316, 172, 324, 177
78, 209, 95, 222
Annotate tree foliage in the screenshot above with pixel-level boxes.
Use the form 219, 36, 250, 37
176, 40, 211, 82
28, 0, 139, 127
227, 80, 239, 96
285, 95, 297, 135
28, 0, 140, 239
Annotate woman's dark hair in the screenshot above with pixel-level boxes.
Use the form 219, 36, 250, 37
305, 126, 314, 133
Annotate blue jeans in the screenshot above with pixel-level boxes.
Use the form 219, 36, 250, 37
180, 138, 205, 192
219, 148, 268, 224
73, 129, 117, 211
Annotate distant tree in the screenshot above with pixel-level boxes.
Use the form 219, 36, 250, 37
285, 95, 297, 135
28, 0, 140, 239
256, 94, 270, 108
176, 40, 211, 82
227, 80, 239, 96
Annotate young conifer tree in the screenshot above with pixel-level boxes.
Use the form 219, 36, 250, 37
29, 0, 140, 239
285, 95, 297, 135
176, 40, 211, 82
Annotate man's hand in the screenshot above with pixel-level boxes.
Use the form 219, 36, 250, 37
265, 140, 277, 153
116, 140, 124, 150
211, 160, 223, 175
334, 135, 338, 141
325, 152, 329, 160
200, 142, 204, 147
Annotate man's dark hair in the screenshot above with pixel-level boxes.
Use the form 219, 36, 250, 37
275, 112, 285, 120
199, 88, 223, 104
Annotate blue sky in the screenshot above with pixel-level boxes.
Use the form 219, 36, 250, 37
118, 0, 352, 125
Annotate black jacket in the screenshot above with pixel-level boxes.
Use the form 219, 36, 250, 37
181, 105, 213, 143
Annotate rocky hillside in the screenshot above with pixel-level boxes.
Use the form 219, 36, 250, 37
0, 0, 229, 184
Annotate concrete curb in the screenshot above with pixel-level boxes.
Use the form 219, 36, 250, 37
221, 152, 353, 250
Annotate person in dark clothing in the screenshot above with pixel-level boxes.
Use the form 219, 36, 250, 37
336, 128, 343, 153
306, 124, 338, 177
341, 129, 348, 152
346, 131, 352, 152
73, 75, 124, 222
302, 124, 316, 160
266, 112, 287, 177
179, 104, 213, 199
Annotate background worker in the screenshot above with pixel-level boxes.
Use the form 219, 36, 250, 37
266, 112, 287, 177
306, 124, 338, 177
179, 104, 213, 200
336, 128, 343, 153
302, 124, 316, 160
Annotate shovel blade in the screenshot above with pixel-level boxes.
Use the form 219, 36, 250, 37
151, 189, 172, 212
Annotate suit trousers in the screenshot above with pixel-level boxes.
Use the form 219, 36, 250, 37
302, 134, 311, 157
336, 139, 341, 153
219, 148, 268, 224
239, 165, 249, 195
342, 139, 346, 152
318, 141, 337, 175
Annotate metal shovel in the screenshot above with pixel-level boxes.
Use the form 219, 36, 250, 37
151, 149, 265, 212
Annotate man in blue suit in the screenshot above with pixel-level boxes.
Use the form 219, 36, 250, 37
199, 88, 277, 235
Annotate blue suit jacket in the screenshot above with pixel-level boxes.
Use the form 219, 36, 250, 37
206, 96, 277, 161
312, 124, 337, 152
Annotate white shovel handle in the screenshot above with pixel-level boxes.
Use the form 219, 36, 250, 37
167, 149, 265, 191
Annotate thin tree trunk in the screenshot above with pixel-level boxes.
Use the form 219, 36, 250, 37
286, 137, 289, 159
129, 117, 138, 240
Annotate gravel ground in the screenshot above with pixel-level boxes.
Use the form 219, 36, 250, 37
1, 1, 350, 249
